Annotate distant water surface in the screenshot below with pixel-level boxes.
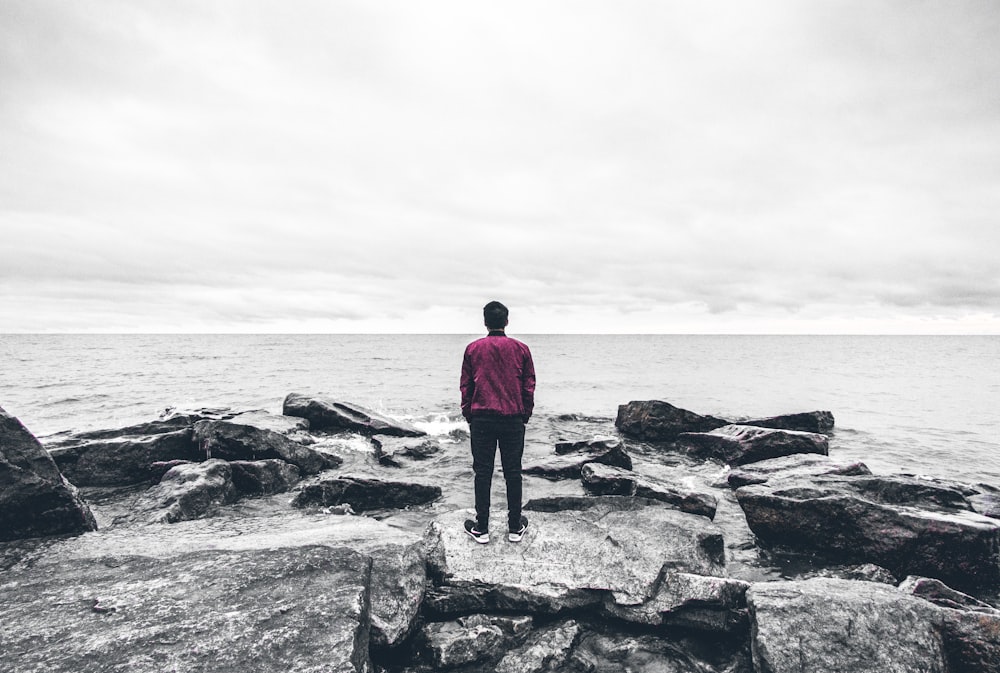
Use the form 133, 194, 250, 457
2, 334, 998, 485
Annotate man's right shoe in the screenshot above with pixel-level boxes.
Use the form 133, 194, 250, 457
464, 519, 489, 544
508, 515, 528, 542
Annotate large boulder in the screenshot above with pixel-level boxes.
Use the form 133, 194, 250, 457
523, 441, 632, 480
726, 453, 872, 488
742, 410, 835, 433
736, 475, 1000, 593
677, 424, 829, 466
0, 407, 97, 541
193, 419, 340, 476
747, 578, 948, 673
291, 474, 441, 512
581, 462, 718, 519
119, 459, 238, 525
423, 497, 726, 615
283, 393, 425, 437
47, 426, 201, 486
0, 542, 373, 673
614, 400, 729, 442
5, 510, 427, 656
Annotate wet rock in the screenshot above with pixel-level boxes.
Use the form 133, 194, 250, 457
47, 427, 201, 486
495, 619, 580, 673
229, 459, 301, 496
228, 409, 310, 434
420, 615, 508, 669
0, 543, 372, 673
615, 400, 729, 442
604, 571, 750, 632
121, 459, 238, 524
0, 406, 97, 541
567, 629, 748, 673
581, 462, 718, 519
747, 578, 948, 673
736, 475, 1000, 593
968, 488, 1000, 519
148, 459, 195, 483
193, 419, 340, 476
523, 441, 632, 480
806, 563, 898, 585
423, 498, 726, 615
553, 437, 623, 455
741, 410, 835, 433
374, 438, 442, 468
292, 474, 441, 512
283, 392, 425, 437
726, 453, 871, 488
898, 576, 999, 613
367, 540, 428, 650
676, 424, 829, 466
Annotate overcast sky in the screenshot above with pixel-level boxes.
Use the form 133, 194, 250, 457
1, 1, 998, 334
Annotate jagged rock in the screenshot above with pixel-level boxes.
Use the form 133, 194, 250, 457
898, 576, 999, 614
148, 459, 195, 483
292, 475, 441, 512
367, 539, 428, 650
615, 400, 729, 442
420, 615, 508, 669
0, 406, 97, 541
581, 462, 718, 519
283, 392, 425, 437
726, 453, 872, 488
423, 498, 726, 615
0, 542, 372, 673
47, 427, 201, 486
676, 424, 829, 466
807, 563, 898, 585
229, 459, 301, 496
495, 619, 580, 673
553, 437, 623, 455
374, 438, 443, 468
523, 441, 632, 480
567, 629, 749, 673
120, 459, 238, 524
736, 475, 1000, 593
969, 488, 1000, 519
193, 419, 340, 476
748, 578, 948, 673
604, 571, 750, 632
741, 410, 835, 433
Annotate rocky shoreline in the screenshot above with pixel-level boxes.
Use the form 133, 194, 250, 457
2, 395, 1000, 672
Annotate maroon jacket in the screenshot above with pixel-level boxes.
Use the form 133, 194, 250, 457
460, 331, 536, 422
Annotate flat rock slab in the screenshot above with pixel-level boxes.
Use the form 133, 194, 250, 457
581, 462, 717, 519
726, 453, 871, 488
424, 497, 726, 615
48, 428, 201, 487
736, 477, 1000, 593
677, 424, 829, 466
604, 571, 750, 632
292, 474, 441, 512
748, 578, 948, 673
615, 400, 729, 442
741, 410, 835, 433
4, 511, 425, 653
193, 419, 340, 476
1, 407, 97, 541
0, 544, 372, 673
283, 393, 425, 437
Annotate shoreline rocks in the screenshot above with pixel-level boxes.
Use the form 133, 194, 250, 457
677, 423, 829, 466
1, 407, 98, 541
283, 393, 425, 437
292, 474, 442, 511
581, 462, 718, 519
615, 400, 729, 441
193, 418, 340, 476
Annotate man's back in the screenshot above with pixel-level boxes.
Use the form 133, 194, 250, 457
460, 332, 535, 422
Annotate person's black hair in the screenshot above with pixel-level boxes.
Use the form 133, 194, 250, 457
483, 301, 509, 330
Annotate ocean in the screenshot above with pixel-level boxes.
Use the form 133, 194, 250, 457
3, 333, 998, 485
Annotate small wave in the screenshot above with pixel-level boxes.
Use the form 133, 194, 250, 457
412, 414, 468, 439
41, 395, 111, 407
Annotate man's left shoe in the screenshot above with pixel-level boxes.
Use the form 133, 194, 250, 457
508, 515, 528, 542
464, 519, 490, 544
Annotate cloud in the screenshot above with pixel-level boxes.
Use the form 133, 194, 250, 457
1, 1, 998, 333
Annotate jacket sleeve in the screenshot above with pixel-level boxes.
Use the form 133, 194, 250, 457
460, 348, 475, 421
521, 346, 536, 422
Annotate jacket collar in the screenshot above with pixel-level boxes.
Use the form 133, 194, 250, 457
487, 330, 506, 336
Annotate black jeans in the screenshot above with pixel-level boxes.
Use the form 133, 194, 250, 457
469, 416, 525, 530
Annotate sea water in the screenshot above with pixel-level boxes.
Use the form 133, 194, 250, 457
1, 334, 998, 485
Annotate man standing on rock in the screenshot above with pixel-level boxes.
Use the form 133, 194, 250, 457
460, 301, 536, 544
